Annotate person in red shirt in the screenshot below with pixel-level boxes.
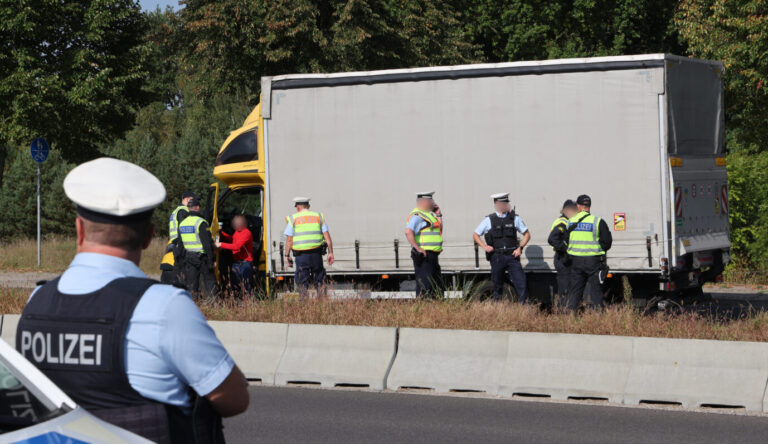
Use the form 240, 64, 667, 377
215, 214, 254, 293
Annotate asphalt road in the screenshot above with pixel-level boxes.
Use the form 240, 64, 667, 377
224, 386, 768, 444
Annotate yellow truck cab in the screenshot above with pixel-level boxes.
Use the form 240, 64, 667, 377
209, 103, 268, 288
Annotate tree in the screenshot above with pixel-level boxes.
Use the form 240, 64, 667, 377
676, 0, 768, 154
0, 0, 155, 167
463, 0, 683, 62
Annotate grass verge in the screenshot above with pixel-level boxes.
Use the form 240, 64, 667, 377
0, 237, 167, 276
7, 287, 763, 342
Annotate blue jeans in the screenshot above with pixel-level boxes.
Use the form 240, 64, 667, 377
230, 261, 254, 293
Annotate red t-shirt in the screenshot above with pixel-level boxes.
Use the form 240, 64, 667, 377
219, 228, 254, 262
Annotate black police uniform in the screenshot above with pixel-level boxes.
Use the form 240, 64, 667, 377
181, 211, 217, 296
17, 277, 223, 443
547, 214, 572, 306
412, 248, 443, 298
485, 212, 528, 302
566, 216, 613, 310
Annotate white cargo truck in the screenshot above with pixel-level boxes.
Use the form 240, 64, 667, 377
211, 54, 729, 303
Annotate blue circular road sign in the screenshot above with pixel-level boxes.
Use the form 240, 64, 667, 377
30, 137, 49, 163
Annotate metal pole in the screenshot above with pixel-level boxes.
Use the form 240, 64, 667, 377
37, 163, 41, 268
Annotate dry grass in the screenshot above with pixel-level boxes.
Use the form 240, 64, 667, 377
2, 287, 766, 341
199, 297, 768, 342
0, 237, 167, 276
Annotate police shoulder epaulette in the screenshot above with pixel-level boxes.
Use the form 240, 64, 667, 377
35, 280, 48, 286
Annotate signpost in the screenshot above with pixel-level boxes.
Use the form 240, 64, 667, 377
30, 138, 49, 268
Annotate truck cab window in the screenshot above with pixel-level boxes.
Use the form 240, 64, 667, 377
216, 129, 258, 165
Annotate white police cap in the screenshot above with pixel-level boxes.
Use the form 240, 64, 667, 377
63, 157, 166, 223
416, 191, 435, 199
292, 196, 311, 205
491, 192, 510, 202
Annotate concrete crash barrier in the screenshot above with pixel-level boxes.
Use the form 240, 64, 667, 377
275, 324, 396, 390
387, 328, 509, 394
499, 332, 632, 403
1, 314, 20, 346
209, 321, 288, 384
624, 337, 768, 411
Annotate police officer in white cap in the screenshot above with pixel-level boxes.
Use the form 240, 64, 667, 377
16, 158, 248, 443
405, 191, 444, 298
472, 193, 530, 302
284, 197, 334, 297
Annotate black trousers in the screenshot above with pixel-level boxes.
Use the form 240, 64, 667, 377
553, 254, 571, 307
413, 250, 443, 298
294, 251, 326, 295
566, 255, 603, 310
182, 254, 217, 297
490, 253, 528, 303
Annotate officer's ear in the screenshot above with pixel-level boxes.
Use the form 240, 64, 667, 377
75, 217, 86, 248
141, 223, 155, 250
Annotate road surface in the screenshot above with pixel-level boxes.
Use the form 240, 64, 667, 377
224, 386, 768, 443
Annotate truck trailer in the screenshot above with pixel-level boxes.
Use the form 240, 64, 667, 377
209, 53, 729, 305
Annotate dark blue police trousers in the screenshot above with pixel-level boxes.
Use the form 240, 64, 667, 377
490, 253, 528, 303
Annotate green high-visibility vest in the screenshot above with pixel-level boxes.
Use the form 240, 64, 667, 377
168, 205, 187, 241
410, 208, 443, 252
567, 211, 605, 256
179, 215, 206, 254
287, 210, 325, 251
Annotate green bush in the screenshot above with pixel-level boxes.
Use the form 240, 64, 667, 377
726, 151, 768, 271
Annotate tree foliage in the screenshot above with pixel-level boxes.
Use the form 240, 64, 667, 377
0, 0, 154, 163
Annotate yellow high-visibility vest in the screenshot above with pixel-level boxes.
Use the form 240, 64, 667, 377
409, 208, 443, 252
179, 215, 206, 254
567, 211, 605, 256
287, 210, 325, 251
168, 205, 187, 241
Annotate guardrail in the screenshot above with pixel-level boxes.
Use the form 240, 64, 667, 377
3, 315, 767, 412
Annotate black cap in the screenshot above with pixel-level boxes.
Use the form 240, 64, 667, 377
562, 199, 577, 210
576, 194, 591, 206
187, 197, 201, 208
182, 190, 198, 200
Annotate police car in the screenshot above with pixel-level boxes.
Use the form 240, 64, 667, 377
0, 339, 150, 444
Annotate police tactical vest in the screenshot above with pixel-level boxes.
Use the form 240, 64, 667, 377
409, 209, 443, 252
168, 205, 188, 241
485, 211, 519, 253
16, 277, 197, 444
287, 210, 325, 251
567, 211, 605, 256
179, 215, 206, 254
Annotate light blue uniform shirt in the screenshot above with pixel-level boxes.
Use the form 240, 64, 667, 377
406, 215, 429, 232
283, 210, 329, 237
30, 253, 234, 413
474, 212, 528, 236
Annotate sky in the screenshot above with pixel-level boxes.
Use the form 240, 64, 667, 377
139, 0, 179, 12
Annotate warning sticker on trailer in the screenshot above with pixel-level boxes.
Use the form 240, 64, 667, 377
613, 213, 626, 231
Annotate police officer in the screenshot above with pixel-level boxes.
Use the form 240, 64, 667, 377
284, 197, 335, 297
16, 158, 248, 443
160, 191, 196, 284
178, 197, 217, 296
473, 193, 530, 302
566, 194, 613, 310
405, 191, 444, 298
547, 199, 578, 307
